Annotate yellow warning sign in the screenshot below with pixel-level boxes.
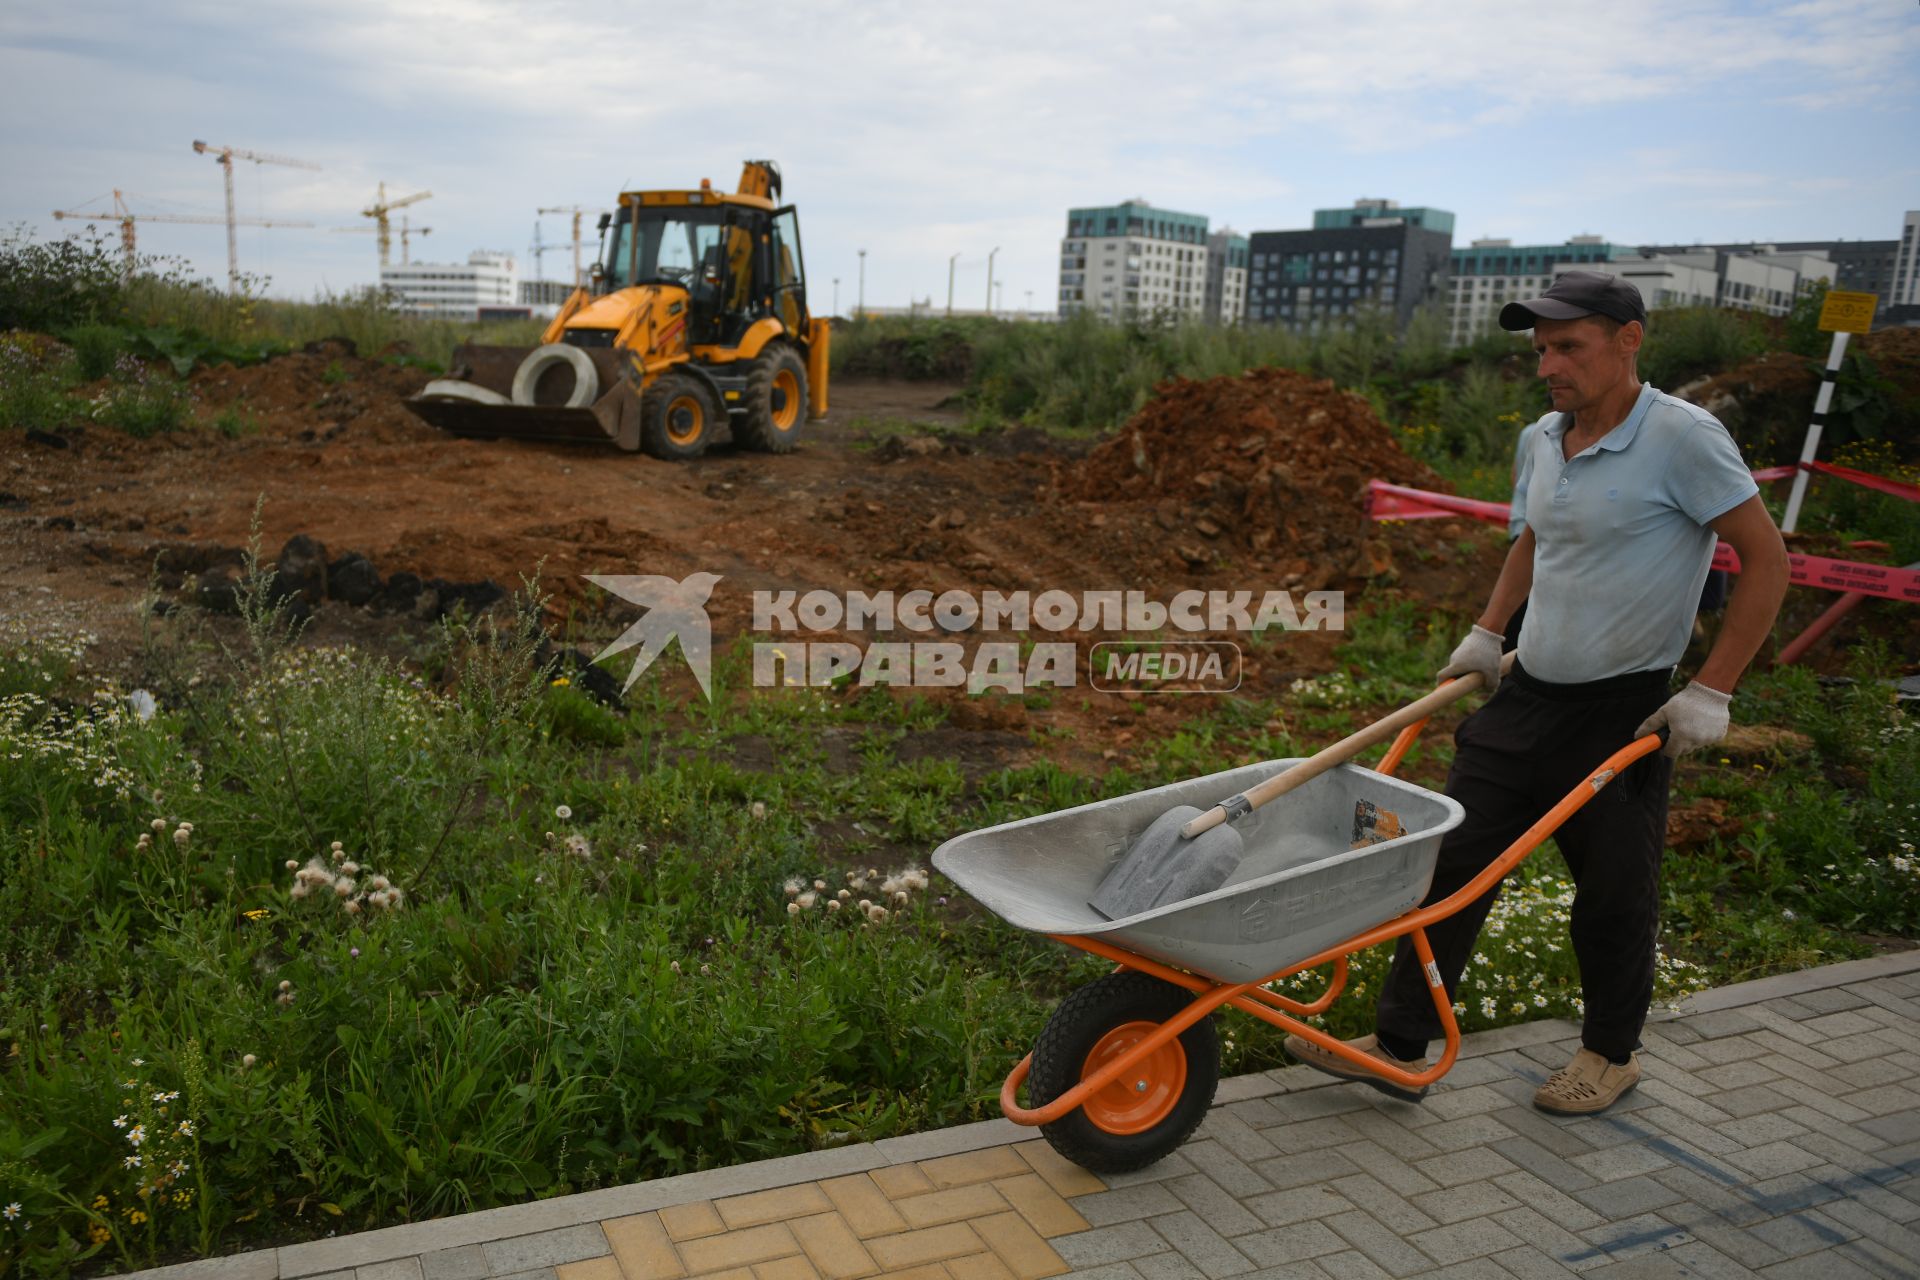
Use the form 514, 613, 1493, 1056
1818, 290, 1878, 333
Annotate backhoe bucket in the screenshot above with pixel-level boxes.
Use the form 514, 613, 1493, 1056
404, 344, 645, 451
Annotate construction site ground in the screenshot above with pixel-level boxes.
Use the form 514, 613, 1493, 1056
0, 343, 1909, 777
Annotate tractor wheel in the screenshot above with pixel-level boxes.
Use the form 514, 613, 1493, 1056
640, 373, 719, 460
738, 344, 809, 453
1028, 971, 1219, 1174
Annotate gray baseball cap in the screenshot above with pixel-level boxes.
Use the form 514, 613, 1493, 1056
1499, 270, 1648, 331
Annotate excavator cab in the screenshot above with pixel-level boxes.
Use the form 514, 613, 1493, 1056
405, 159, 830, 460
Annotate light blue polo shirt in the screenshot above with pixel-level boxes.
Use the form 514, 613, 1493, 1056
1512, 384, 1758, 683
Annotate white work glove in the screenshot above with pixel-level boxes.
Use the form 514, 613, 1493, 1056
1437, 625, 1505, 689
1635, 681, 1732, 758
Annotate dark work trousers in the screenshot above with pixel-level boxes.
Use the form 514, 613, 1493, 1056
1374, 661, 1676, 1061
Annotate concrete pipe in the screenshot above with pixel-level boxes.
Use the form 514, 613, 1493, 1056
419, 379, 511, 406
511, 344, 600, 409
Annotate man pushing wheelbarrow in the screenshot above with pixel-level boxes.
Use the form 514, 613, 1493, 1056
1285, 272, 1788, 1116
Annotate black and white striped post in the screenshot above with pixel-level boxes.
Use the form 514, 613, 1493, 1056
1781, 290, 1877, 534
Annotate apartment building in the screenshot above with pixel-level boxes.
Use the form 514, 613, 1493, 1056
1058, 201, 1211, 321
1246, 199, 1454, 331
381, 250, 518, 319
1447, 236, 1625, 345
1893, 210, 1920, 307
1205, 230, 1249, 324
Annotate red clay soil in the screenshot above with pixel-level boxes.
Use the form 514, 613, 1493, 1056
1058, 368, 1444, 587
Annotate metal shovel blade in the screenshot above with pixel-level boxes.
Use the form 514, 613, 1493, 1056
1089, 805, 1247, 921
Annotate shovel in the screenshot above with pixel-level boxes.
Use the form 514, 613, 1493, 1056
1089, 655, 1513, 921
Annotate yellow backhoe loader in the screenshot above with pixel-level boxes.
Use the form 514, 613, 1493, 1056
406, 161, 828, 458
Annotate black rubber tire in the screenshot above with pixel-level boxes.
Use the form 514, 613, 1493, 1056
640, 372, 719, 460
737, 344, 809, 453
1028, 971, 1219, 1174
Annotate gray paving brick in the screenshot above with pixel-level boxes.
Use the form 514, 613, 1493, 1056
1422, 1084, 1513, 1123
1493, 1171, 1606, 1232
1409, 1179, 1523, 1226
1248, 1148, 1362, 1192
1340, 1107, 1443, 1160
1857, 1109, 1920, 1147
1407, 1218, 1522, 1268
1323, 1210, 1432, 1278
486, 1270, 555, 1280
1826, 1056, 1908, 1091
1853, 984, 1920, 1024
1829, 1236, 1920, 1277
1573, 1173, 1687, 1220
1798, 1011, 1884, 1040
1718, 1113, 1811, 1148
1235, 1221, 1350, 1268
419, 1247, 489, 1280
1650, 1166, 1768, 1230
1106, 1150, 1199, 1187
1764, 1077, 1874, 1124
1245, 1185, 1353, 1229
1724, 1141, 1826, 1181
1420, 1113, 1522, 1155
1816, 1193, 1920, 1260
1636, 1105, 1744, 1157
1641, 1040, 1714, 1075
1056, 1221, 1174, 1268
1058, 1264, 1146, 1280
1316, 1252, 1392, 1280
1493, 1135, 1599, 1193
1790, 986, 1871, 1015
1786, 1126, 1890, 1171
1574, 1213, 1694, 1264
1132, 1252, 1208, 1280
1818, 1031, 1907, 1065
1410, 1146, 1519, 1190
1636, 1079, 1736, 1128
1494, 1245, 1587, 1280
1849, 1087, 1920, 1130
1197, 1109, 1286, 1164
1491, 1207, 1613, 1273
1568, 1141, 1673, 1183
1703, 1084, 1797, 1120
1077, 1182, 1186, 1226
1752, 1251, 1880, 1280
1263, 1090, 1376, 1123
1686, 1220, 1788, 1270
1150, 1210, 1257, 1277
1762, 1053, 1861, 1100
356, 1261, 422, 1280
1435, 1057, 1518, 1089
1236, 1263, 1336, 1280
1186, 1138, 1280, 1198
1414, 1259, 1510, 1280
1327, 1173, 1437, 1236
1265, 1115, 1368, 1155
1586, 1240, 1758, 1279
1166, 1172, 1266, 1238
1747, 1030, 1841, 1072
1340, 1139, 1443, 1198
1683, 1010, 1764, 1040
479, 1226, 607, 1276
1744, 1209, 1857, 1259
1689, 1035, 1771, 1068
1695, 1058, 1781, 1091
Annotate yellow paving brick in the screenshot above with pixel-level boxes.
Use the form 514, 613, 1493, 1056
661, 1201, 728, 1241
870, 1163, 936, 1200
988, 1176, 1088, 1239
918, 1148, 1030, 1190
819, 1174, 909, 1238
716, 1184, 834, 1230
604, 1212, 686, 1280
752, 1256, 821, 1280
556, 1256, 625, 1280
971, 1212, 1067, 1280
679, 1223, 800, 1275
872, 1266, 950, 1280
789, 1212, 879, 1280
895, 1184, 1009, 1230
697, 1270, 755, 1280
946, 1253, 1016, 1280
1011, 1142, 1105, 1199
866, 1223, 984, 1270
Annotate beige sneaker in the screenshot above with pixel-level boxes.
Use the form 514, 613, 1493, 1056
1283, 1033, 1430, 1102
1534, 1048, 1640, 1115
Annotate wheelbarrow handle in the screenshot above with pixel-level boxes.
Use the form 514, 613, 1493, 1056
1181, 651, 1518, 839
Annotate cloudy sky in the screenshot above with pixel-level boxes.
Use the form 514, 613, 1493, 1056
3, 1, 1915, 312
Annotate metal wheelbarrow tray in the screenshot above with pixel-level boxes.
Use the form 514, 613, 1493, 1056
933, 718, 1664, 1173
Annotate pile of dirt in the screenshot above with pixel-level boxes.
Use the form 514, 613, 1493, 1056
1679, 326, 1920, 465
186, 338, 438, 445
1056, 367, 1442, 583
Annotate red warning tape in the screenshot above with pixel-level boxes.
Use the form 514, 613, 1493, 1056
1365, 479, 1920, 602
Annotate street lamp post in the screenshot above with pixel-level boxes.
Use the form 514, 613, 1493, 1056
833, 277, 840, 316
857, 249, 866, 318
1025, 289, 1033, 315
947, 252, 960, 316
986, 246, 999, 315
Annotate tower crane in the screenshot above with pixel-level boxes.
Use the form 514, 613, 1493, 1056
54, 189, 312, 282
335, 214, 432, 267
361, 182, 432, 269
536, 205, 608, 287
190, 140, 322, 292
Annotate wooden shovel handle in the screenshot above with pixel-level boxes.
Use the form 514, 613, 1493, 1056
1180, 652, 1516, 839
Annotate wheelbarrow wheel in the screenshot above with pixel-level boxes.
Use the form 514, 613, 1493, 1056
1029, 971, 1219, 1174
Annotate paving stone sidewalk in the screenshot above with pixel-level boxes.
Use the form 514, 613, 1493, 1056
130, 951, 1920, 1280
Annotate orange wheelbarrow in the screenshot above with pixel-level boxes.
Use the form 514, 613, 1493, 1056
931, 710, 1665, 1173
